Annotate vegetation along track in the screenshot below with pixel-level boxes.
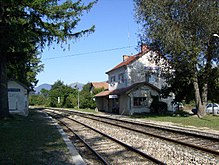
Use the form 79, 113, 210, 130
44, 108, 219, 164
45, 109, 165, 165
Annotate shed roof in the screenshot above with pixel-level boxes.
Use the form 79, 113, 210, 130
8, 80, 30, 91
91, 82, 108, 90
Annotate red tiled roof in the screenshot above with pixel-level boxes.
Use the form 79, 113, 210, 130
106, 44, 151, 74
106, 50, 152, 74
106, 53, 143, 74
91, 82, 108, 90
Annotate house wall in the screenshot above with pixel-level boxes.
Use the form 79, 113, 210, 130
127, 51, 164, 89
119, 95, 130, 115
108, 67, 128, 91
95, 97, 104, 111
95, 97, 109, 112
128, 85, 159, 115
102, 49, 174, 115
161, 92, 175, 111
8, 81, 29, 116
108, 51, 166, 91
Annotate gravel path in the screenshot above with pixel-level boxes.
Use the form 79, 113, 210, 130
74, 115, 219, 165
62, 116, 155, 164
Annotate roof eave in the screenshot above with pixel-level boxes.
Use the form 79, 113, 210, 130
106, 65, 127, 74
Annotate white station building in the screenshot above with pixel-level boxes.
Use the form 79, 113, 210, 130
8, 80, 29, 116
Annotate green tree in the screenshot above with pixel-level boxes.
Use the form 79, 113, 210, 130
41, 88, 50, 98
80, 83, 105, 109
0, 0, 97, 117
79, 83, 95, 109
135, 0, 219, 117
7, 50, 44, 90
29, 88, 50, 106
29, 94, 48, 106
68, 93, 78, 108
48, 80, 76, 108
208, 67, 219, 102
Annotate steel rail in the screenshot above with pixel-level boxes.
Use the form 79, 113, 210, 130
47, 112, 110, 165
77, 113, 219, 156
46, 110, 166, 165
48, 108, 219, 140
46, 108, 219, 155
89, 113, 219, 140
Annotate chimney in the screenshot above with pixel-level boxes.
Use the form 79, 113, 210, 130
141, 44, 149, 53
123, 55, 130, 61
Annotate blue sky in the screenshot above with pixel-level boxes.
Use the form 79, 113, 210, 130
37, 0, 141, 86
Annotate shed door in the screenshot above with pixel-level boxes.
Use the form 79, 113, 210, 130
8, 93, 18, 110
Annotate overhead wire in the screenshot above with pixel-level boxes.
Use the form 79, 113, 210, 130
42, 45, 135, 60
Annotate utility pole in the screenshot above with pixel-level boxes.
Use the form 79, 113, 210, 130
77, 89, 80, 109
74, 84, 80, 109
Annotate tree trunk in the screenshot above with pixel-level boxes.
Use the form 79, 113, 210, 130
0, 56, 9, 118
193, 76, 206, 117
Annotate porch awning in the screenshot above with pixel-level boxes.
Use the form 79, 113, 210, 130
94, 90, 111, 97
95, 82, 160, 98
94, 88, 126, 98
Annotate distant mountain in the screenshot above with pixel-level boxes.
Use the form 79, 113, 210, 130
34, 82, 84, 94
35, 83, 51, 94
69, 82, 84, 91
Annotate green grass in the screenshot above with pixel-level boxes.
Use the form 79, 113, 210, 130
131, 113, 219, 131
71, 108, 98, 114
0, 110, 72, 165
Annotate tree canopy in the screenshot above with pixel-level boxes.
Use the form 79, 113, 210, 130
48, 80, 76, 108
1, 0, 96, 52
7, 50, 44, 90
29, 81, 105, 110
135, 0, 219, 117
0, 0, 97, 117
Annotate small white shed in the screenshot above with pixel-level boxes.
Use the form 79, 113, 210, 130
8, 80, 29, 116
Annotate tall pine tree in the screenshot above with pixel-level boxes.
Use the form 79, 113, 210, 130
0, 0, 97, 117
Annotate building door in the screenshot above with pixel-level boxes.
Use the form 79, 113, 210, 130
112, 98, 119, 114
8, 93, 18, 111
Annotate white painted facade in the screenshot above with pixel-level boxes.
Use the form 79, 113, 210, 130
108, 67, 128, 91
124, 85, 160, 115
128, 51, 165, 88
107, 49, 174, 112
8, 80, 29, 116
108, 50, 165, 91
95, 45, 175, 115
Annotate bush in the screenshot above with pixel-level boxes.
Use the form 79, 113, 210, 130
150, 96, 167, 114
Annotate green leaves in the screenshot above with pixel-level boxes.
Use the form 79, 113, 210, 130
20, 0, 97, 48
135, 0, 219, 115
1, 0, 97, 117
47, 81, 75, 108
1, 0, 97, 88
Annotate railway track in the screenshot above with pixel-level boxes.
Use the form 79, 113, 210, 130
46, 110, 165, 164
43, 108, 219, 164
47, 108, 219, 154
75, 111, 219, 155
